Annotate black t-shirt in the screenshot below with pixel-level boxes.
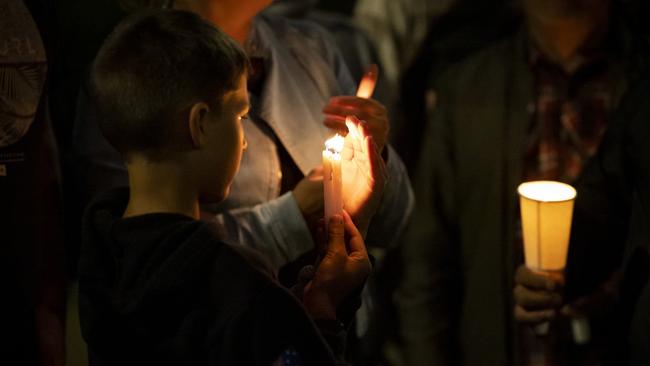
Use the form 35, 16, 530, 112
79, 187, 343, 365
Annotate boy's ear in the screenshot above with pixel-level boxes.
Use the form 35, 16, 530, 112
188, 102, 210, 148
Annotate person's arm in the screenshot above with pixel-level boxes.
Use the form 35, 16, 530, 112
210, 192, 315, 269
395, 82, 459, 365
303, 212, 372, 363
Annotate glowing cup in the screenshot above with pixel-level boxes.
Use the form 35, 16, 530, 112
518, 181, 577, 272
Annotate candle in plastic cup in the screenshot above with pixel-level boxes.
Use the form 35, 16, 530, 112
518, 181, 577, 271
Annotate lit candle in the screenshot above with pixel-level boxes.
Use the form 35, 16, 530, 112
323, 134, 345, 228
517, 180, 580, 337
517, 181, 577, 272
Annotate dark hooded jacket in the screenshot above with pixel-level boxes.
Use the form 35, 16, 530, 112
78, 187, 344, 365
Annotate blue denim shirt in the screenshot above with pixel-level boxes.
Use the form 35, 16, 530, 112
73, 13, 413, 269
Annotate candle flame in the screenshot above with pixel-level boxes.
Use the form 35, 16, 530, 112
518, 181, 576, 202
325, 134, 345, 154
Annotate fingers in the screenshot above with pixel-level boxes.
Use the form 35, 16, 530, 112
356, 64, 378, 98
327, 214, 346, 255
345, 116, 362, 140
514, 305, 556, 324
560, 304, 581, 318
560, 277, 618, 318
323, 112, 351, 137
515, 265, 562, 291
341, 210, 366, 256
323, 97, 389, 152
340, 117, 365, 161
323, 97, 387, 118
514, 284, 562, 310
307, 166, 324, 181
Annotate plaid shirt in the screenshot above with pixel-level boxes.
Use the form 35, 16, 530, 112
523, 44, 619, 183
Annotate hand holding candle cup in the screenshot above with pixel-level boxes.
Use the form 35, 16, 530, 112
516, 181, 577, 334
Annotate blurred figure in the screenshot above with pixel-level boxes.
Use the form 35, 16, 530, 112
0, 0, 66, 365
514, 70, 650, 365
393, 0, 519, 173
397, 0, 649, 365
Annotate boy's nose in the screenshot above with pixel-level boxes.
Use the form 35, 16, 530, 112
242, 138, 248, 151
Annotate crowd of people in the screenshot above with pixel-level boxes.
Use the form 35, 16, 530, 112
1, 0, 649, 365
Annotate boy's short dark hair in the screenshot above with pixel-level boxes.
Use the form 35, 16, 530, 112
91, 10, 248, 160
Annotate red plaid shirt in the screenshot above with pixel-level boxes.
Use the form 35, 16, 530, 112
523, 45, 619, 183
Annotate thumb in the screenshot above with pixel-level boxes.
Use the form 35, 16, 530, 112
561, 295, 594, 318
327, 214, 346, 255
356, 64, 378, 98
307, 166, 324, 181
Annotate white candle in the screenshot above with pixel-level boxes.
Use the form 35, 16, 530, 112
323, 134, 345, 228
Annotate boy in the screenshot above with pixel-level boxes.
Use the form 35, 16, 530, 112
78, 10, 372, 365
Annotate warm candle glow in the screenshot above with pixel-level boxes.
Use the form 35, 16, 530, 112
324, 134, 345, 156
518, 181, 576, 202
323, 135, 344, 229
518, 181, 577, 271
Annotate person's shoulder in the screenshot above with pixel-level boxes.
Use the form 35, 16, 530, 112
257, 13, 337, 54
435, 31, 523, 93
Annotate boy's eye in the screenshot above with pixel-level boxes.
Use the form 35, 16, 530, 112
239, 114, 249, 121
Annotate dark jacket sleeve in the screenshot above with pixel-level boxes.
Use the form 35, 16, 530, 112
208, 245, 348, 366
395, 69, 461, 365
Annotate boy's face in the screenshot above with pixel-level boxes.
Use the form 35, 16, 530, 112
200, 74, 249, 202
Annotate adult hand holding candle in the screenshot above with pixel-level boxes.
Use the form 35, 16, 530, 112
515, 181, 576, 333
